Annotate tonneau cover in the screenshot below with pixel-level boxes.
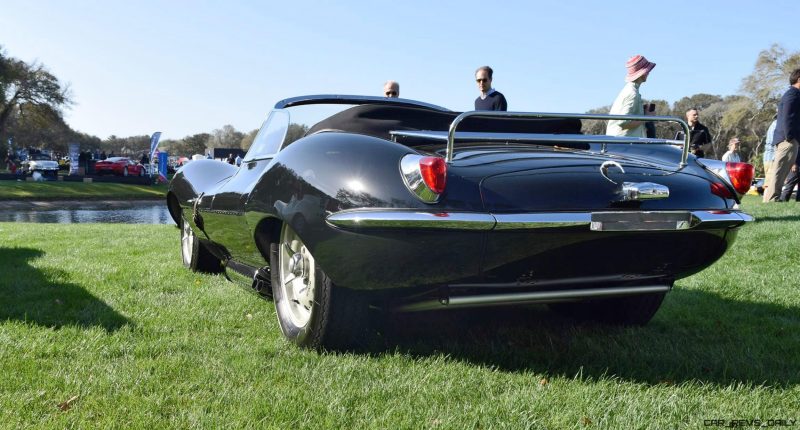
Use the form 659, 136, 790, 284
306, 105, 582, 141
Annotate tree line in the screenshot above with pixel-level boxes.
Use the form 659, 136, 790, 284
0, 45, 260, 158
3, 43, 799, 172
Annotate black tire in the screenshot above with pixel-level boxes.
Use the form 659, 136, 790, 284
270, 223, 367, 350
180, 214, 223, 273
549, 289, 668, 326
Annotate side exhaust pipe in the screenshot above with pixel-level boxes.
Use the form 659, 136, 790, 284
396, 285, 671, 312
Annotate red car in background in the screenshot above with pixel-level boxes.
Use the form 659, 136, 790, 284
94, 157, 147, 176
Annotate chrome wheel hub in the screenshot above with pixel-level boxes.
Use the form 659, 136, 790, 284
288, 252, 305, 277
181, 218, 193, 266
278, 226, 315, 327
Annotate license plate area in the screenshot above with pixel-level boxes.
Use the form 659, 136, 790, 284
590, 211, 692, 231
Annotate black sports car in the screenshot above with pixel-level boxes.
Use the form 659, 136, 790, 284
167, 95, 754, 350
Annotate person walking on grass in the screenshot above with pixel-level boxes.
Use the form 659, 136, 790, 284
763, 68, 800, 202
779, 154, 800, 202
606, 55, 656, 137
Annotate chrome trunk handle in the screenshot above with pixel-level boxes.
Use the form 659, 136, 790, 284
621, 182, 670, 201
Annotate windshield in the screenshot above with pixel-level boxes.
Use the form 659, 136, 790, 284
244, 110, 289, 160
244, 104, 354, 160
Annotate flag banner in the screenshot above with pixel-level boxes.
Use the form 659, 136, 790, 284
158, 151, 168, 183
149, 132, 162, 160
68, 143, 80, 175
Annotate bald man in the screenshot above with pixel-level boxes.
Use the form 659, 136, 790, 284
383, 81, 399, 98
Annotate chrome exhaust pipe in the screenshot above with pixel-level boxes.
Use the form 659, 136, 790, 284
396, 285, 671, 312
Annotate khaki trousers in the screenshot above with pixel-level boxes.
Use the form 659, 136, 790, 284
764, 160, 773, 178
764, 139, 799, 202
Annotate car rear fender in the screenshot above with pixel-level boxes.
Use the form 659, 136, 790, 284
245, 132, 484, 279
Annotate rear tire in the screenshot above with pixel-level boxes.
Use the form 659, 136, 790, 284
271, 223, 367, 350
180, 214, 223, 273
549, 288, 668, 326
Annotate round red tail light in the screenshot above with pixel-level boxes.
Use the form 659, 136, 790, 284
710, 182, 734, 199
725, 162, 754, 195
419, 157, 447, 194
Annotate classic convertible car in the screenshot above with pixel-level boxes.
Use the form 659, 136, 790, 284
167, 95, 754, 350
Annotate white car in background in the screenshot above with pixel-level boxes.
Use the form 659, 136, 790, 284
22, 154, 59, 177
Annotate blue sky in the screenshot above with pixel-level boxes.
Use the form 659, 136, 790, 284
0, 0, 796, 141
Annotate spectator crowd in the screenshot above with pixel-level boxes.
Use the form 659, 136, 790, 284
382, 58, 799, 201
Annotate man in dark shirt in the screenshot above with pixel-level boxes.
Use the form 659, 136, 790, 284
764, 68, 800, 202
474, 66, 508, 111
674, 108, 712, 157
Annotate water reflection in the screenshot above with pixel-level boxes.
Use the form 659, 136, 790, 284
0, 202, 175, 225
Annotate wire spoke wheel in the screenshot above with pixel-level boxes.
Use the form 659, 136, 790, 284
179, 212, 222, 274
181, 216, 195, 267
271, 223, 369, 350
278, 225, 316, 328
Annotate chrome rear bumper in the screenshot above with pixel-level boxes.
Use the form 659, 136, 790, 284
326, 209, 753, 231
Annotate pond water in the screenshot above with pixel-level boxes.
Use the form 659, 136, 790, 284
0, 201, 175, 225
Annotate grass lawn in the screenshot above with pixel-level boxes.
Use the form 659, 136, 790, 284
0, 181, 167, 201
1, 195, 798, 428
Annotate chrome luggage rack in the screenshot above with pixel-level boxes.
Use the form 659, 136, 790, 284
273, 95, 692, 168
390, 111, 692, 167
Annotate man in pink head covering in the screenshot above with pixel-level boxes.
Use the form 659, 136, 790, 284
606, 55, 656, 137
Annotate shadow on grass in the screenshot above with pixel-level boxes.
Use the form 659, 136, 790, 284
371, 288, 800, 387
0, 247, 130, 331
752, 214, 800, 223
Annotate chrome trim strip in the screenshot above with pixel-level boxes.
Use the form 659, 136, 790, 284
446, 111, 691, 167
273, 94, 450, 111
325, 210, 752, 231
390, 130, 682, 146
202, 209, 245, 216
326, 210, 496, 230
397, 285, 671, 312
493, 212, 591, 229
690, 210, 754, 226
